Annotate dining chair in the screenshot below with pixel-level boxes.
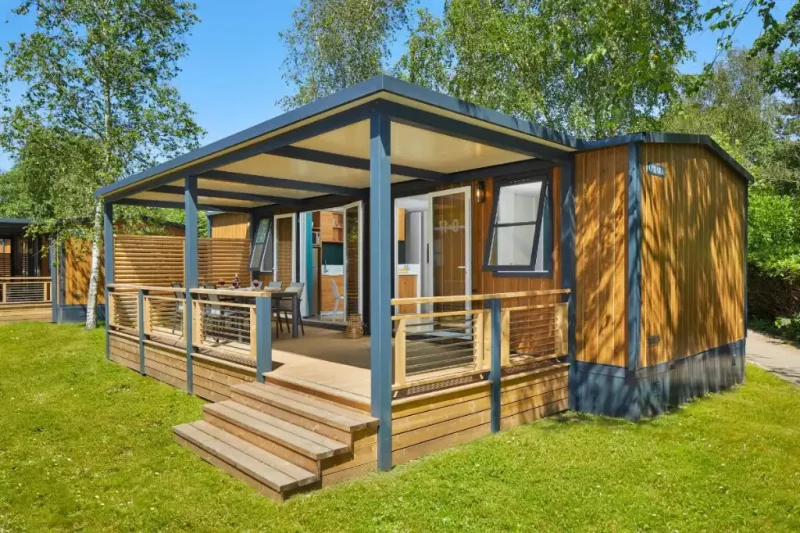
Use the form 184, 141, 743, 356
279, 282, 305, 335
268, 281, 285, 336
331, 279, 345, 322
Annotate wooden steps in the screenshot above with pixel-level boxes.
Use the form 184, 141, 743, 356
173, 381, 378, 502
265, 373, 372, 412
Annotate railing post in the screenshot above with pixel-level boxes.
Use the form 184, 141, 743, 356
255, 295, 272, 383
185, 176, 199, 394
394, 319, 407, 387
192, 300, 203, 348
1, 283, 5, 304
501, 309, 511, 367
489, 298, 502, 434
473, 311, 484, 371
104, 201, 114, 360
138, 289, 147, 375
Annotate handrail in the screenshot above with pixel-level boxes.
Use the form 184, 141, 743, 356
108, 283, 185, 293
189, 288, 273, 298
390, 288, 570, 306
0, 276, 51, 281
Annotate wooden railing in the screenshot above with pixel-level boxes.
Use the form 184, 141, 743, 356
391, 289, 570, 397
107, 284, 273, 384
0, 277, 51, 305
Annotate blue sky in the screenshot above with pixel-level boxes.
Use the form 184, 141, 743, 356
0, 0, 787, 171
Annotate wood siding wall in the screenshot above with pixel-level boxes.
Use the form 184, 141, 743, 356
275, 217, 294, 283
640, 144, 746, 366
64, 239, 105, 305
113, 235, 251, 286
574, 146, 628, 367
210, 213, 250, 240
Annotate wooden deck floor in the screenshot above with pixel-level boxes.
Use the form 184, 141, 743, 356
271, 328, 371, 404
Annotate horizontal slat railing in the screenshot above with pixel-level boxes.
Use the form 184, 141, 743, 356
390, 289, 570, 399
107, 284, 273, 386
0, 277, 51, 305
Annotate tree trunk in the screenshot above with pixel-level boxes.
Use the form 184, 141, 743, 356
85, 197, 104, 329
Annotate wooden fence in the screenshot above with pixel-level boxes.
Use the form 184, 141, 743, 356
113, 235, 251, 286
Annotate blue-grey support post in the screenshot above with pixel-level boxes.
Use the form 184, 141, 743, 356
370, 110, 392, 471
255, 295, 272, 382
627, 143, 642, 373
185, 177, 199, 393
138, 289, 146, 374
489, 298, 502, 433
104, 202, 114, 359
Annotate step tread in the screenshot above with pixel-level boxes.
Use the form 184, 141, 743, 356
234, 382, 378, 431
265, 373, 371, 411
204, 402, 349, 460
174, 422, 315, 492
191, 421, 318, 487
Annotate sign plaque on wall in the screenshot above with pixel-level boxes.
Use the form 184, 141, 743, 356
647, 162, 666, 178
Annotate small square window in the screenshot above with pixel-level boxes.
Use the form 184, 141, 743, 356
483, 174, 552, 275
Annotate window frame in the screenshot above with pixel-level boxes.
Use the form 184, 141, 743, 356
249, 216, 274, 274
482, 170, 554, 277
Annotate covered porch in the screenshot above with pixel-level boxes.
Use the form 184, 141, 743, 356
97, 75, 576, 495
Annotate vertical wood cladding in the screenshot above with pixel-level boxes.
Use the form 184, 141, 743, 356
574, 146, 628, 367
65, 238, 105, 305
640, 144, 746, 366
210, 213, 250, 240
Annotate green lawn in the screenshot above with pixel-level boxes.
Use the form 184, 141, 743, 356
1, 323, 799, 532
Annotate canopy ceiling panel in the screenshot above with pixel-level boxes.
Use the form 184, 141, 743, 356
213, 154, 414, 189
193, 178, 318, 199
293, 120, 531, 174
131, 191, 263, 208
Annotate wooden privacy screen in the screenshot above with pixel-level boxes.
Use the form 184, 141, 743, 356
114, 234, 251, 286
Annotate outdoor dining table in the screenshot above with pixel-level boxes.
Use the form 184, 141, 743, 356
224, 286, 301, 339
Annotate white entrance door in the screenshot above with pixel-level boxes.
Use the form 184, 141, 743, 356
427, 187, 472, 315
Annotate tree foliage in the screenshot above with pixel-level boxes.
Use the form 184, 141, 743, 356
396, 0, 701, 138
0, 0, 204, 327
279, 0, 414, 110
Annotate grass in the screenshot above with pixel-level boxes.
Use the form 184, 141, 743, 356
1, 323, 800, 532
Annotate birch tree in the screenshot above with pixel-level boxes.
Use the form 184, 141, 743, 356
0, 0, 204, 328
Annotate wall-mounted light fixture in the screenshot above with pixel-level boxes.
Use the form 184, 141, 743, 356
476, 180, 486, 204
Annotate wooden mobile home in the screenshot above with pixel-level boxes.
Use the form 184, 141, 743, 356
95, 76, 750, 501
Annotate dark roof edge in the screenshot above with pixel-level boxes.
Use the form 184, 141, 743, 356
96, 75, 580, 199
0, 218, 33, 225
579, 132, 755, 184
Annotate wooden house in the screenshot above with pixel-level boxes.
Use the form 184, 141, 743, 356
95, 76, 749, 501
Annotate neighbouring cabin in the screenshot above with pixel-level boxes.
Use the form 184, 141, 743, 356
0, 219, 52, 324
0, 218, 186, 325
95, 76, 750, 501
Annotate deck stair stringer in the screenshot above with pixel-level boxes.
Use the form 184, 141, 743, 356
173, 381, 378, 501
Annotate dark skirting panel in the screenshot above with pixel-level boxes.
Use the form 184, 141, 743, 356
569, 338, 746, 420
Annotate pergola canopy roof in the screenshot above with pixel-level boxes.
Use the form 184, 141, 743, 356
95, 75, 579, 212
95, 76, 754, 212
